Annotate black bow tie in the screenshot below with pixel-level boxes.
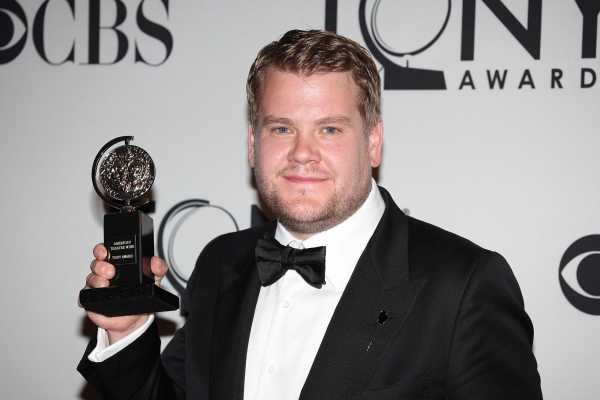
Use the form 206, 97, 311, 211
255, 234, 326, 289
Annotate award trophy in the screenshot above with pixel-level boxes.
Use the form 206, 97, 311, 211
79, 136, 179, 317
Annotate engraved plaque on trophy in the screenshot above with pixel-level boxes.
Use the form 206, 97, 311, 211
79, 136, 179, 317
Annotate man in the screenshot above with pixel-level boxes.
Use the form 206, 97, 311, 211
78, 30, 542, 399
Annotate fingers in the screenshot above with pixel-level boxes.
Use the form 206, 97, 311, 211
93, 243, 108, 261
151, 256, 168, 277
77, 291, 86, 308
80, 247, 168, 312
86, 256, 115, 290
85, 268, 111, 289
151, 256, 168, 285
90, 259, 115, 279
142, 256, 168, 286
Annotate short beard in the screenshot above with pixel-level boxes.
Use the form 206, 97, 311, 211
254, 156, 372, 236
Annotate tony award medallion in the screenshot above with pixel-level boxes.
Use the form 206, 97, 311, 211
79, 136, 179, 316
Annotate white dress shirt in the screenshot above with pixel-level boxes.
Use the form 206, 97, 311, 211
244, 180, 385, 400
89, 180, 385, 400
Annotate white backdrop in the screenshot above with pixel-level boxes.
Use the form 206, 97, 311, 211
0, 1, 598, 398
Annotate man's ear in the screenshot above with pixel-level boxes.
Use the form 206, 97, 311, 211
368, 119, 383, 168
248, 120, 255, 168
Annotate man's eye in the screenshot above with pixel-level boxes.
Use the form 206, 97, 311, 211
324, 127, 338, 134
276, 127, 289, 133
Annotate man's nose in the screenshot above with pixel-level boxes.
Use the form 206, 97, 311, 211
288, 132, 321, 164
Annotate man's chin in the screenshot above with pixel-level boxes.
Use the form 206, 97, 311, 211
275, 202, 338, 234
281, 198, 330, 219
278, 216, 333, 236
278, 185, 332, 201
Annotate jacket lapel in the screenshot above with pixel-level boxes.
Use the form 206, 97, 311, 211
208, 248, 262, 400
300, 188, 426, 399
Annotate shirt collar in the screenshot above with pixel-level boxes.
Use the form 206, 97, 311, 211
274, 179, 386, 290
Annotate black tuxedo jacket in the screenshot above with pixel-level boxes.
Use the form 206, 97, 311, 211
78, 188, 542, 399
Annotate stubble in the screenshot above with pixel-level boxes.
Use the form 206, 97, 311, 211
254, 150, 372, 236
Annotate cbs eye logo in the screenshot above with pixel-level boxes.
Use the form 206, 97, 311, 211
0, 0, 27, 64
559, 235, 600, 315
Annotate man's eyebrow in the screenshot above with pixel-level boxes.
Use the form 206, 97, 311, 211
315, 115, 352, 126
263, 116, 294, 125
262, 115, 353, 127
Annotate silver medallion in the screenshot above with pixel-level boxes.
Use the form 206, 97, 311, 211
99, 144, 155, 200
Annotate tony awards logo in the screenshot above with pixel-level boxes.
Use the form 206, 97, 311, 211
359, 0, 450, 90
79, 136, 179, 316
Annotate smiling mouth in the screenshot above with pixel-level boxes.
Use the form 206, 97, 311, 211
283, 175, 329, 184
277, 165, 335, 184
281, 174, 333, 185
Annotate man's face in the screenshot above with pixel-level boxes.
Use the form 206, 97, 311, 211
248, 69, 383, 239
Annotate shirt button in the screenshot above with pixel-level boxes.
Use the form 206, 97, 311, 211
268, 365, 275, 374
282, 300, 290, 308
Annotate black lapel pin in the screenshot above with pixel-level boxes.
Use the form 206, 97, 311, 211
367, 311, 388, 351
371, 310, 388, 326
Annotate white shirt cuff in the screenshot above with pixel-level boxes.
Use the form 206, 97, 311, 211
87, 314, 155, 363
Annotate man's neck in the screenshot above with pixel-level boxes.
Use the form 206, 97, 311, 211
286, 231, 314, 241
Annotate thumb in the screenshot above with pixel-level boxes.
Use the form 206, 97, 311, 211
151, 256, 168, 285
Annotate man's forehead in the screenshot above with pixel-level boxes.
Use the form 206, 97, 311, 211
263, 67, 354, 84
258, 69, 360, 113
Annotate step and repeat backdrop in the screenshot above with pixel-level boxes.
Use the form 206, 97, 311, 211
1, 0, 598, 398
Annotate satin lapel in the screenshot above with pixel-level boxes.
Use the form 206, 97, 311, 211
209, 252, 261, 400
300, 188, 426, 400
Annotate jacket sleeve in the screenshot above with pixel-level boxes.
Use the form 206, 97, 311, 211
446, 252, 543, 399
77, 320, 178, 400
77, 231, 229, 399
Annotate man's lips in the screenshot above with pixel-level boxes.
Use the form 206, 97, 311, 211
282, 175, 329, 184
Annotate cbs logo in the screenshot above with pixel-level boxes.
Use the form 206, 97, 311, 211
0, 0, 172, 65
559, 235, 600, 315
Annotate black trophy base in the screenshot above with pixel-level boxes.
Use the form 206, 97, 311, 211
79, 283, 179, 317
